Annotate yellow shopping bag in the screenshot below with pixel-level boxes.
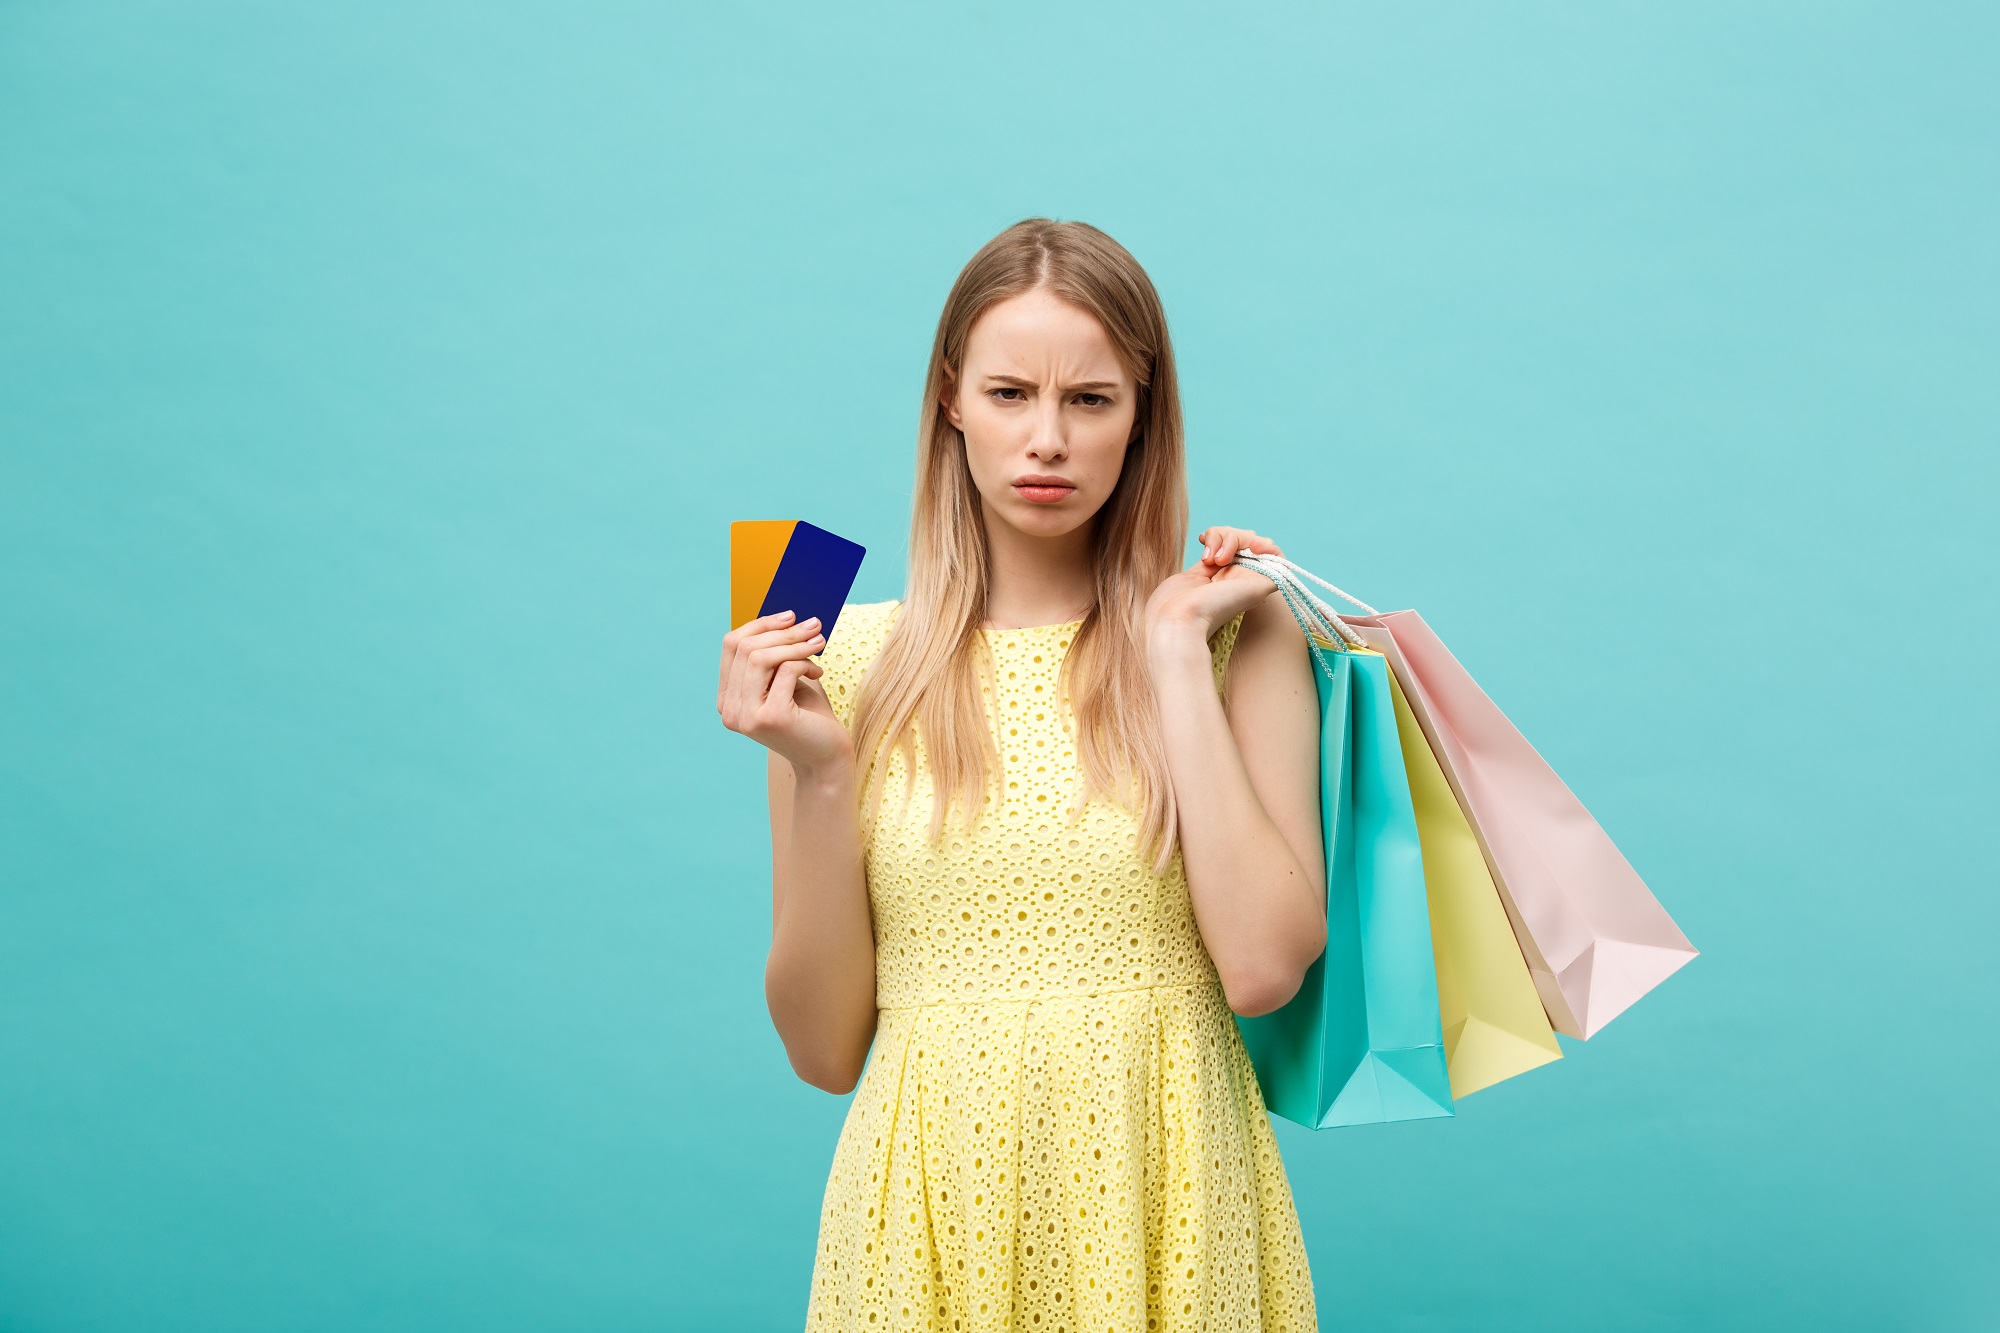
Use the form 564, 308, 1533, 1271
1387, 671, 1563, 1097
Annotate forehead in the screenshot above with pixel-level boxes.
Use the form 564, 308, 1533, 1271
963, 290, 1131, 382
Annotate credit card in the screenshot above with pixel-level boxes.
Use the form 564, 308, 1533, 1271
729, 520, 867, 646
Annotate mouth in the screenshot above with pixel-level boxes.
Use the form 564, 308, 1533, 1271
1013, 475, 1076, 504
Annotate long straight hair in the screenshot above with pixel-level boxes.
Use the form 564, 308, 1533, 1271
851, 219, 1188, 862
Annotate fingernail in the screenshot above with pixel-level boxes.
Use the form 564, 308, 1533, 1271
802, 617, 820, 630
778, 610, 795, 622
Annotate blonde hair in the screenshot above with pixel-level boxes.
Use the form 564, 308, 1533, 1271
852, 218, 1188, 862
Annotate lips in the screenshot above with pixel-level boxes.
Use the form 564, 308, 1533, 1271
1013, 475, 1076, 504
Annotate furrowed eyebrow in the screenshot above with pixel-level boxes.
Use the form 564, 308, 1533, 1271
982, 374, 1121, 393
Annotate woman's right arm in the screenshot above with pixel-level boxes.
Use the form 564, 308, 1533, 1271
717, 611, 877, 1094
764, 751, 876, 1092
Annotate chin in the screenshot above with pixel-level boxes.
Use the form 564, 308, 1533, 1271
1007, 505, 1095, 540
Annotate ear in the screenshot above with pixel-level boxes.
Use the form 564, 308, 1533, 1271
941, 366, 964, 430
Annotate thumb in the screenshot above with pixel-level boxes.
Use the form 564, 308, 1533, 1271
769, 658, 814, 707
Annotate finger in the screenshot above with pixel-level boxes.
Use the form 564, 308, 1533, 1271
1225, 564, 1276, 593
1217, 530, 1240, 565
763, 658, 812, 714
735, 617, 824, 657
720, 656, 752, 729
720, 629, 749, 712
722, 609, 796, 669
727, 629, 821, 716
748, 634, 827, 672
736, 609, 798, 638
724, 610, 792, 649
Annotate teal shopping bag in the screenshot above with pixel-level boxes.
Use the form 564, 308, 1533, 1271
1236, 618, 1455, 1129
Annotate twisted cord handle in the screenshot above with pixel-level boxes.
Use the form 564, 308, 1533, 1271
1231, 553, 1369, 657
1237, 563, 1349, 689
1234, 552, 1381, 619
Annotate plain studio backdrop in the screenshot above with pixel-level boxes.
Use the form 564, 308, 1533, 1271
2, 3, 1994, 1330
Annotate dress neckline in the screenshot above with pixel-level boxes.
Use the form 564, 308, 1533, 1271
980, 617, 1085, 637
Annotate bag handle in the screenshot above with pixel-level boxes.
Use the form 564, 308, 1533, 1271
1234, 552, 1381, 619
1244, 565, 1349, 690
1231, 553, 1370, 662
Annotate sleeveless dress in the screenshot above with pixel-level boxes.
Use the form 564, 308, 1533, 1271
806, 601, 1317, 1333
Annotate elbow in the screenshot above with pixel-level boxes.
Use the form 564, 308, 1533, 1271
1223, 967, 1306, 1018
789, 1053, 863, 1096
764, 959, 875, 1095
775, 1018, 869, 1092
772, 1026, 870, 1096
1219, 921, 1327, 1018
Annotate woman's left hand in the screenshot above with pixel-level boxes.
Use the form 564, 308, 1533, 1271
1144, 526, 1284, 646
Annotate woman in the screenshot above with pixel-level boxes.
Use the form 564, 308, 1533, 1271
718, 219, 1326, 1331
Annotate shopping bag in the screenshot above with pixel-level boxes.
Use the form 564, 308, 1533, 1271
1239, 554, 1697, 1040
1233, 571, 1454, 1128
1385, 663, 1562, 1095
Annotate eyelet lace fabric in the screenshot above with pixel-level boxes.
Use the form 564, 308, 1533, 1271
807, 602, 1316, 1332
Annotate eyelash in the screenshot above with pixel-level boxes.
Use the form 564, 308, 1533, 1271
989, 389, 1111, 407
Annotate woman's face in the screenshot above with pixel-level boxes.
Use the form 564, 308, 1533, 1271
946, 289, 1140, 544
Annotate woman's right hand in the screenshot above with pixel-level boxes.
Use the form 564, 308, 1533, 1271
717, 611, 854, 775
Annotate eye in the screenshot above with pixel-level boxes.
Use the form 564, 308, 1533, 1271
990, 387, 1026, 402
1076, 393, 1109, 408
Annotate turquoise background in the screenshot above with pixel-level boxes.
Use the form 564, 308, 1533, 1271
3, 3, 1994, 1329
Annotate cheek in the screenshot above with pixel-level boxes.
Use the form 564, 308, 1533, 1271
1077, 414, 1136, 489
957, 401, 1019, 490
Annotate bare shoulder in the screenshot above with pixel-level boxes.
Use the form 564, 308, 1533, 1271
1237, 589, 1307, 650
1221, 590, 1314, 720
1220, 583, 1325, 880
1228, 590, 1310, 679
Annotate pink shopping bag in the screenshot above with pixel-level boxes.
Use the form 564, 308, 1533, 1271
1238, 555, 1697, 1039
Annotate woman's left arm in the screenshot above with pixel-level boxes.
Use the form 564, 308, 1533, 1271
1147, 527, 1327, 1017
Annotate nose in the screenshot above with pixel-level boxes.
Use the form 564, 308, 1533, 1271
1025, 396, 1068, 462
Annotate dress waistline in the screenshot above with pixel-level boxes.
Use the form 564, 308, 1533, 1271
876, 977, 1217, 1013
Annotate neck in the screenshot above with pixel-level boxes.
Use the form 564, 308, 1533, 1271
980, 509, 1098, 630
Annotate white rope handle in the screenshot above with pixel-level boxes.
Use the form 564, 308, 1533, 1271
1234, 552, 1380, 618
1235, 562, 1350, 689
1232, 553, 1374, 654
1231, 553, 1369, 654
1248, 561, 1357, 646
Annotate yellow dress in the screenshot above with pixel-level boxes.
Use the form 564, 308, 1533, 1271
807, 602, 1317, 1333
